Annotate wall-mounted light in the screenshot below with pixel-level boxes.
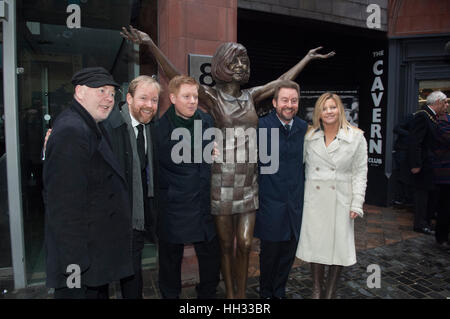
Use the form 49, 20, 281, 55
445, 41, 450, 54
0, 1, 8, 22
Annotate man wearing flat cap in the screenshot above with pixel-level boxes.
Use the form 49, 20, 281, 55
43, 67, 134, 298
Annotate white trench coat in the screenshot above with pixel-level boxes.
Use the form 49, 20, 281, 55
296, 126, 368, 266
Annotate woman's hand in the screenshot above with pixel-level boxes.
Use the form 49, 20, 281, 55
307, 47, 336, 60
121, 25, 154, 46
350, 211, 359, 219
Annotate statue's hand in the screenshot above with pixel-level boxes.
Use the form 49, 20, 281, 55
121, 25, 154, 45
307, 46, 336, 60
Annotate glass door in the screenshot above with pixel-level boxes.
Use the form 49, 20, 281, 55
0, 22, 13, 272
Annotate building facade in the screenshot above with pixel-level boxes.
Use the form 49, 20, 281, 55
1, 0, 449, 290
386, 0, 450, 202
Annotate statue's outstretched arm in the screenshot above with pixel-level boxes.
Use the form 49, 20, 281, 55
121, 25, 180, 80
279, 46, 335, 81
121, 26, 215, 111
252, 47, 335, 105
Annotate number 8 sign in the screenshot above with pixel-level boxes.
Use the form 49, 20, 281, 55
188, 54, 216, 87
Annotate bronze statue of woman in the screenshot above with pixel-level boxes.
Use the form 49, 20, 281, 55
121, 25, 334, 298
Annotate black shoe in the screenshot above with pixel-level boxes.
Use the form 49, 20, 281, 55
414, 227, 435, 235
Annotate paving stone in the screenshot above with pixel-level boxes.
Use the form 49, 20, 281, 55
389, 290, 414, 299
357, 288, 376, 298
396, 284, 414, 293
410, 283, 431, 293
382, 276, 399, 285
402, 272, 419, 281
409, 290, 427, 299
396, 276, 415, 285
427, 291, 447, 299
415, 278, 433, 287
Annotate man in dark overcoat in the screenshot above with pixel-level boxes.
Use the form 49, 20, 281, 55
101, 75, 159, 298
43, 67, 133, 299
255, 80, 307, 299
155, 75, 220, 299
409, 90, 448, 235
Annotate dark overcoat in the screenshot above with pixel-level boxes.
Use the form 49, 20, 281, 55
43, 99, 133, 288
255, 110, 307, 242
408, 105, 440, 190
154, 109, 216, 244
101, 103, 157, 237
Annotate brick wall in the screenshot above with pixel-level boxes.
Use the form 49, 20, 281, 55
388, 0, 450, 36
157, 0, 238, 114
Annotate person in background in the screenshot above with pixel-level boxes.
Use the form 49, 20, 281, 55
296, 92, 368, 299
255, 80, 307, 299
392, 113, 414, 206
408, 91, 448, 235
432, 99, 450, 250
43, 67, 133, 299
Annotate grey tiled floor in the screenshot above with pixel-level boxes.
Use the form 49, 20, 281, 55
2, 234, 449, 299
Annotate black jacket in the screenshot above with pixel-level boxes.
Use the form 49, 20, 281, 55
154, 109, 216, 244
43, 99, 133, 288
408, 105, 440, 189
101, 103, 157, 239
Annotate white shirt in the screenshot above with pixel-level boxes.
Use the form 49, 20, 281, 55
129, 112, 147, 154
276, 114, 293, 130
426, 105, 437, 116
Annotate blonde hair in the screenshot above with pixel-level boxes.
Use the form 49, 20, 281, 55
312, 92, 352, 132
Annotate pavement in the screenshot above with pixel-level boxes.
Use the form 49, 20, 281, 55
1, 204, 449, 299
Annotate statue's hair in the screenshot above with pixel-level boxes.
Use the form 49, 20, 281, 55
211, 42, 250, 83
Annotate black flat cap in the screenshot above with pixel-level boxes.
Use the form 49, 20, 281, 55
71, 67, 120, 88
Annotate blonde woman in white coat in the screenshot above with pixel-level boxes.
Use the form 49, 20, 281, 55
296, 92, 368, 299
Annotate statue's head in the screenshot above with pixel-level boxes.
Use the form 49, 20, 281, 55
212, 42, 250, 84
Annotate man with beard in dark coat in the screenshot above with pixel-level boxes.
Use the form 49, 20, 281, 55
101, 75, 160, 298
255, 80, 307, 299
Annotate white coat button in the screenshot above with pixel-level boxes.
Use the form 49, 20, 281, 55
316, 167, 320, 171
331, 186, 335, 190
316, 186, 320, 190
